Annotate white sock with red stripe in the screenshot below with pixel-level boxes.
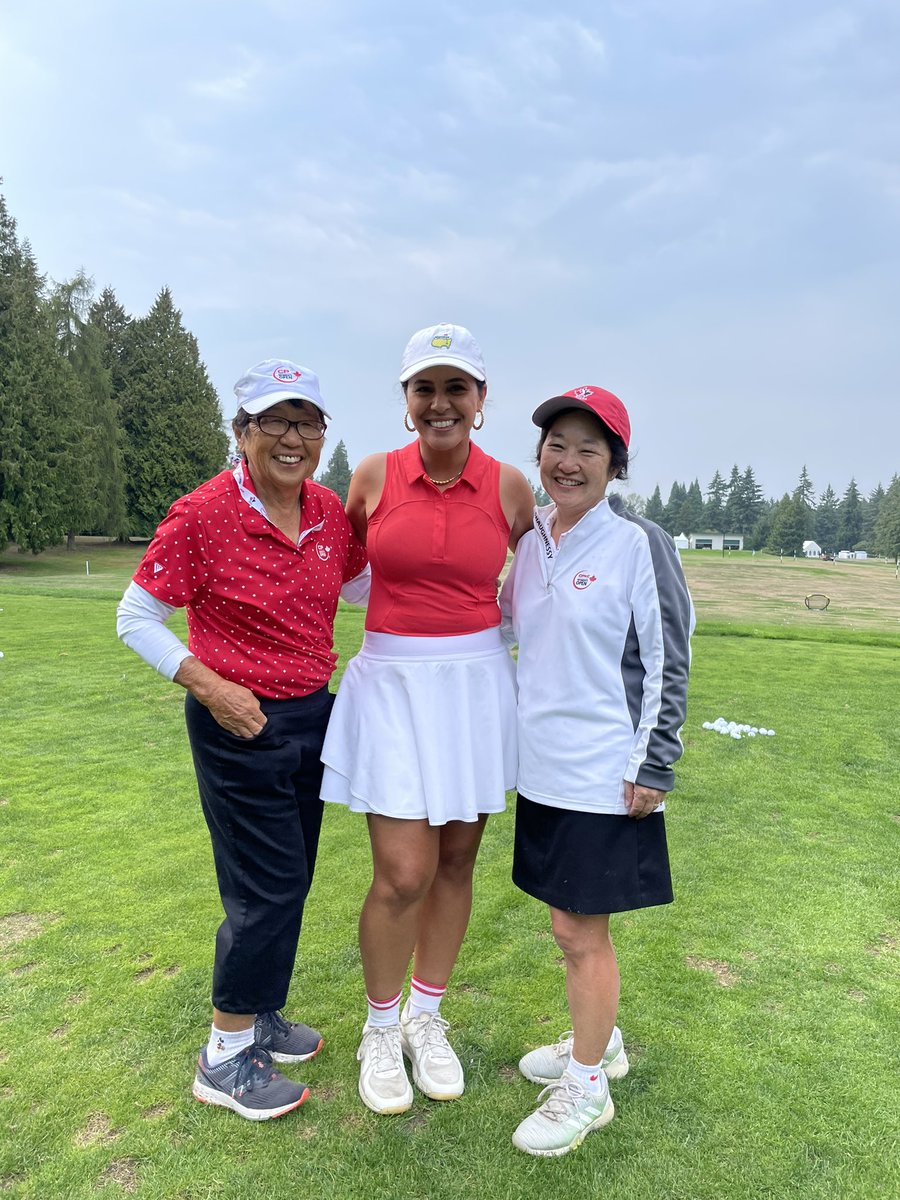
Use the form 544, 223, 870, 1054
366, 990, 402, 1028
408, 975, 446, 1018
567, 1054, 608, 1097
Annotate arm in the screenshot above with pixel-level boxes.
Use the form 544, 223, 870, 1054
625, 527, 694, 814
499, 464, 536, 550
345, 453, 387, 543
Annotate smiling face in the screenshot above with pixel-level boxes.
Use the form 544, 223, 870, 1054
233, 399, 324, 504
403, 365, 485, 454
539, 409, 618, 532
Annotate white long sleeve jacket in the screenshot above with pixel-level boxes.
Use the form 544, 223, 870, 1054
500, 494, 694, 815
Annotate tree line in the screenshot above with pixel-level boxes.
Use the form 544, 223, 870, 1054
3, 183, 898, 557
633, 463, 900, 557
1, 186, 226, 552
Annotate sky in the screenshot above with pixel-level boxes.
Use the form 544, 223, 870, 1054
2, 0, 898, 502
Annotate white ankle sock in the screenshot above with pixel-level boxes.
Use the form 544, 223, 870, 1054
367, 991, 402, 1028
408, 975, 446, 1017
567, 1055, 608, 1096
206, 1023, 255, 1067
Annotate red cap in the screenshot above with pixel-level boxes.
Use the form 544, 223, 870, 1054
531, 386, 631, 449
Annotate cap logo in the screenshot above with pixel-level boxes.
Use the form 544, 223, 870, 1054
573, 571, 597, 590
431, 335, 452, 349
273, 366, 302, 383
573, 387, 593, 399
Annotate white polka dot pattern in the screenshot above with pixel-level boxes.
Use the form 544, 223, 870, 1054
133, 471, 367, 698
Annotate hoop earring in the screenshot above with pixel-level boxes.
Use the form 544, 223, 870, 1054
472, 410, 485, 431
404, 412, 415, 432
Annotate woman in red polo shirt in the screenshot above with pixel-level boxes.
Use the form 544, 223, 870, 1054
117, 360, 368, 1121
321, 324, 535, 1114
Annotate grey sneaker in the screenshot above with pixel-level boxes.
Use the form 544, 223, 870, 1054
255, 1010, 323, 1063
512, 1073, 614, 1157
357, 1024, 413, 1114
399, 999, 464, 1100
192, 1045, 309, 1120
518, 1027, 629, 1084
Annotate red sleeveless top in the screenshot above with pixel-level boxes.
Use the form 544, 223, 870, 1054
365, 440, 510, 636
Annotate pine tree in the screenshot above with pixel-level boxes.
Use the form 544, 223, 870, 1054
814, 484, 839, 553
768, 493, 807, 556
677, 479, 704, 536
317, 439, 353, 504
704, 470, 727, 530
722, 465, 743, 532
0, 188, 70, 552
740, 467, 764, 538
790, 466, 815, 543
795, 465, 815, 508
50, 272, 128, 543
530, 480, 550, 506
837, 479, 863, 551
862, 483, 885, 544
119, 288, 228, 534
662, 482, 686, 534
872, 475, 900, 558
619, 491, 645, 516
644, 485, 664, 526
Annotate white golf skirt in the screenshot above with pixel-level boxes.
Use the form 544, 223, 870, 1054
321, 628, 517, 826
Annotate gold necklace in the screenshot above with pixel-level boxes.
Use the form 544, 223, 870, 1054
426, 469, 463, 485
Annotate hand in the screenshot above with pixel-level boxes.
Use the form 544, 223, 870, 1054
174, 657, 267, 738
623, 781, 666, 820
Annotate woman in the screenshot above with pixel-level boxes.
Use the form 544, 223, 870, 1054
500, 385, 693, 1156
116, 359, 368, 1120
321, 323, 534, 1114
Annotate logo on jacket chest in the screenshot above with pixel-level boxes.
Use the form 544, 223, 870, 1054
572, 571, 597, 590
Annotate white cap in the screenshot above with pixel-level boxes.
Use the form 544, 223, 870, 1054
233, 359, 331, 418
399, 323, 486, 384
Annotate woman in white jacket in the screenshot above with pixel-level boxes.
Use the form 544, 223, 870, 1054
500, 385, 693, 1157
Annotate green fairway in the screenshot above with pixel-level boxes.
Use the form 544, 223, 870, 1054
1, 542, 898, 1199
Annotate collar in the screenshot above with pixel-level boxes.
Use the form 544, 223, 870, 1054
399, 438, 487, 491
232, 461, 324, 547
534, 496, 612, 558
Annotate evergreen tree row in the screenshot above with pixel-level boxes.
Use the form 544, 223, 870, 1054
0, 186, 227, 551
636, 463, 899, 557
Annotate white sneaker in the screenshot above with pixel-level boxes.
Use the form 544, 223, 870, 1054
399, 999, 464, 1100
356, 1023, 413, 1114
518, 1027, 629, 1084
512, 1073, 614, 1157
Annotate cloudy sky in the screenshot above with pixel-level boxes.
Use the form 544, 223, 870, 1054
2, 0, 898, 501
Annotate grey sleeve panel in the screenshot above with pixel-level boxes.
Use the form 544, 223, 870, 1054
611, 496, 694, 792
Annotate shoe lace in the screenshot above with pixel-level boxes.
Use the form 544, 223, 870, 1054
366, 1026, 404, 1076
553, 1030, 575, 1059
259, 1010, 291, 1040
535, 1077, 588, 1123
409, 1013, 454, 1061
230, 1045, 278, 1096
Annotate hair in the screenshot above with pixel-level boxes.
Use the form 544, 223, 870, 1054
536, 407, 629, 481
232, 397, 320, 433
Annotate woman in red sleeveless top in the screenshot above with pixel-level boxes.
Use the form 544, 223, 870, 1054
321, 324, 534, 1114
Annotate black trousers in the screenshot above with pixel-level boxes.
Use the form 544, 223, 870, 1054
184, 687, 333, 1014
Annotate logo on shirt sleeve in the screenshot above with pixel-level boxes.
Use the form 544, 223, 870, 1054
315, 542, 331, 561
572, 571, 596, 590
152, 562, 165, 575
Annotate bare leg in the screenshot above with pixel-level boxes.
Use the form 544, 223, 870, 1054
550, 909, 620, 1064
413, 816, 488, 986
212, 1009, 255, 1032
359, 815, 440, 1000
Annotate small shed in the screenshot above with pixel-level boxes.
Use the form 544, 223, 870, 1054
674, 532, 690, 550
803, 540, 822, 558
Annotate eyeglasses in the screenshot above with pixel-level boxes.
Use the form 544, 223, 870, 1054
251, 415, 326, 440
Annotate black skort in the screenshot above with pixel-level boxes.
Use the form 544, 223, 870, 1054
513, 792, 674, 915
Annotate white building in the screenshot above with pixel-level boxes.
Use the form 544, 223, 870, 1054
803, 540, 822, 557
837, 550, 868, 560
673, 532, 690, 550
689, 532, 744, 551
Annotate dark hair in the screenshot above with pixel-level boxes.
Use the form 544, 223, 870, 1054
536, 407, 629, 481
232, 397, 319, 432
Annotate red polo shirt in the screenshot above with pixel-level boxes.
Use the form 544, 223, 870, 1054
133, 470, 367, 698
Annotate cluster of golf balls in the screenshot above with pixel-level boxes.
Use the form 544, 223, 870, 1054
702, 718, 775, 740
